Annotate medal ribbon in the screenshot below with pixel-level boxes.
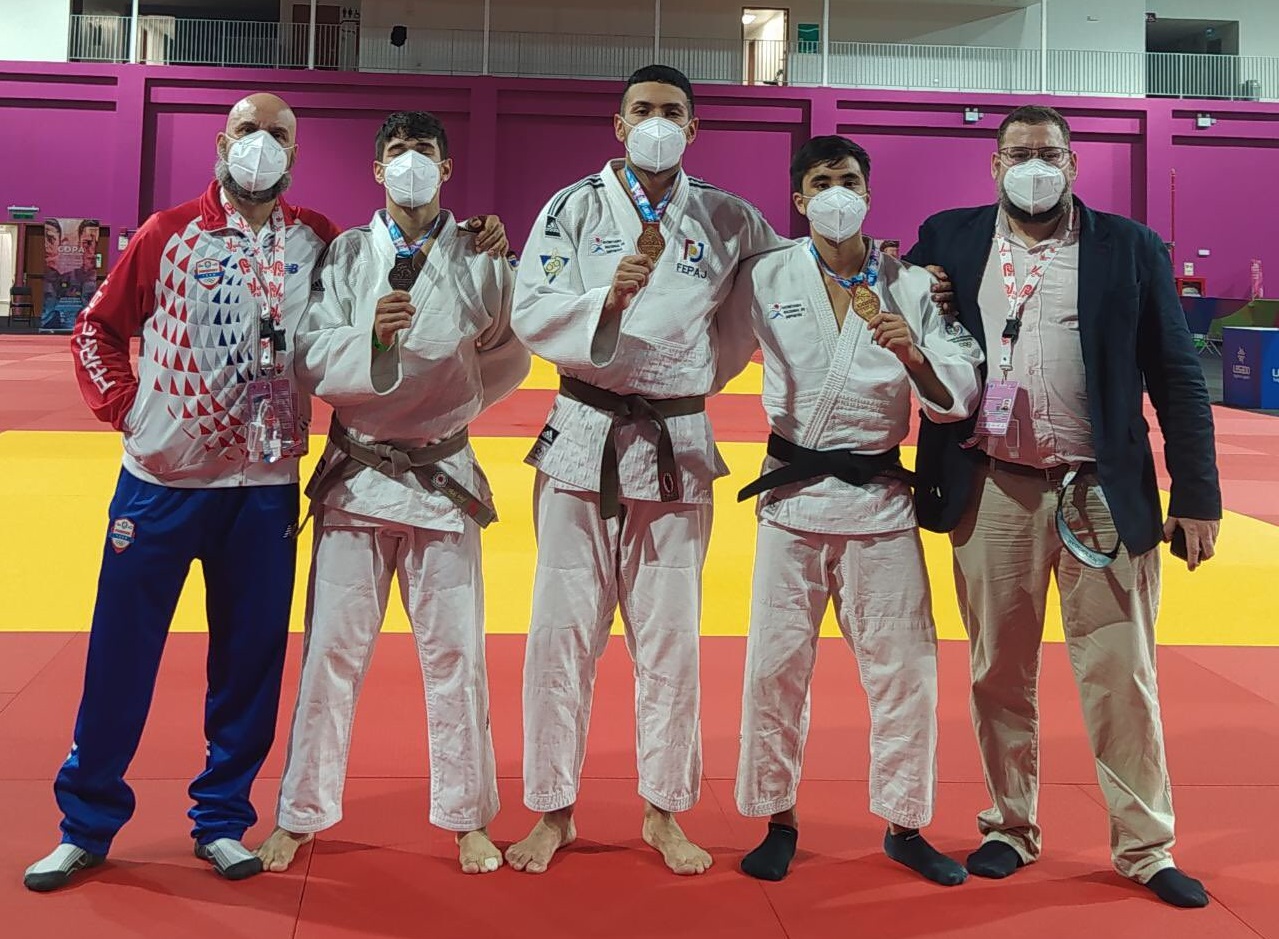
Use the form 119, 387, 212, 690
809, 238, 881, 292
623, 165, 674, 224
383, 209, 446, 257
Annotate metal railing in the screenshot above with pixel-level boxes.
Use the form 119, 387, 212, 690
68, 13, 131, 63
66, 15, 1279, 101
823, 41, 1039, 94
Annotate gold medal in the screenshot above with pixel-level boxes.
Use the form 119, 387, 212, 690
852, 283, 882, 322
636, 223, 666, 263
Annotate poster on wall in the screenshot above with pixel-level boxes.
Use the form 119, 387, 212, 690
40, 217, 100, 332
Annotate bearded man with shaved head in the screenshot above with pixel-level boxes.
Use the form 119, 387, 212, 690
24, 94, 507, 892
20, 93, 339, 890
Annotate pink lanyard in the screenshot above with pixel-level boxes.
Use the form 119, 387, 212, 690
996, 236, 1062, 376
222, 196, 288, 371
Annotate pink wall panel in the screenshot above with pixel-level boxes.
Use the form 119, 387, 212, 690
833, 130, 999, 246
0, 101, 122, 222
1070, 139, 1140, 219
1167, 142, 1279, 298
494, 114, 621, 246
0, 62, 1276, 297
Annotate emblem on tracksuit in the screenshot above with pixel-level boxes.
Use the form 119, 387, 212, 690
194, 258, 223, 289
109, 518, 136, 553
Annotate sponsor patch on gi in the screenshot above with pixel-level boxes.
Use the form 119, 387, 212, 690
110, 518, 136, 553
767, 301, 806, 321
675, 239, 709, 279
194, 258, 223, 289
526, 425, 559, 466
589, 235, 626, 256
285, 263, 300, 274
541, 253, 570, 285
544, 215, 563, 238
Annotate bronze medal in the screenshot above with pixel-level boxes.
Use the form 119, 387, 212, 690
636, 223, 666, 263
852, 283, 882, 322
388, 255, 420, 293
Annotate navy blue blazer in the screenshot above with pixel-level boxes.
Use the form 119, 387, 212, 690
903, 199, 1221, 556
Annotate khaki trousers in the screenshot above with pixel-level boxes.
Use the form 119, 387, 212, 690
951, 462, 1175, 883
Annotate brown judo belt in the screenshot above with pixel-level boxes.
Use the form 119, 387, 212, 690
298, 421, 496, 534
558, 376, 705, 520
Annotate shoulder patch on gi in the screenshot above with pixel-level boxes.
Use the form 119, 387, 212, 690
544, 176, 603, 237
540, 253, 570, 284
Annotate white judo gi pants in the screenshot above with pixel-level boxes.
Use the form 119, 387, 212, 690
522, 474, 712, 814
277, 506, 499, 833
736, 520, 939, 829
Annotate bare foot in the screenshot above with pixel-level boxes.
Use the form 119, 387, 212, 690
642, 804, 712, 875
256, 827, 314, 873
457, 829, 503, 875
505, 809, 576, 874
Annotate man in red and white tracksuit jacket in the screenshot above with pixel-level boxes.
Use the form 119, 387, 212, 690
25, 93, 342, 891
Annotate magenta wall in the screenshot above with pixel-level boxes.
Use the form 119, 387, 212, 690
2, 62, 1278, 297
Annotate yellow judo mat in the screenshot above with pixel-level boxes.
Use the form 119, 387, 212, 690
1, 428, 1273, 645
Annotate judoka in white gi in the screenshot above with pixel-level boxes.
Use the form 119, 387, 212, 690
727, 136, 983, 884
505, 65, 792, 875
256, 111, 529, 875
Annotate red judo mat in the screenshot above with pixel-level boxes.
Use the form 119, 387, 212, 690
2, 633, 1278, 939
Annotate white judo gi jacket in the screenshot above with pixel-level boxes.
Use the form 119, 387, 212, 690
295, 210, 529, 530
730, 238, 985, 530
511, 159, 794, 504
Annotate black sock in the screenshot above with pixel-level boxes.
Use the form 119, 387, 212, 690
884, 829, 968, 886
1145, 868, 1209, 908
966, 841, 1025, 879
741, 823, 798, 882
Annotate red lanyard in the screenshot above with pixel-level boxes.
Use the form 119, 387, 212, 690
222, 195, 288, 332
996, 236, 1062, 376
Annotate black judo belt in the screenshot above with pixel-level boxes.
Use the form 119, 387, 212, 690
737, 433, 916, 502
558, 375, 706, 520
298, 421, 496, 534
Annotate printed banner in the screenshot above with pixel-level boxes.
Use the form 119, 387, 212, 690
41, 218, 100, 331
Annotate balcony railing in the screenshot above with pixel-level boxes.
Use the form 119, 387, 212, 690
67, 15, 1279, 102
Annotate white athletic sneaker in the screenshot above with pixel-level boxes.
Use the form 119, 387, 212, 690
194, 838, 264, 880
23, 843, 105, 892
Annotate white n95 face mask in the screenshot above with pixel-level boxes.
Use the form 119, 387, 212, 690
225, 130, 290, 193
624, 117, 688, 173
1002, 159, 1066, 215
805, 187, 869, 244
380, 150, 442, 209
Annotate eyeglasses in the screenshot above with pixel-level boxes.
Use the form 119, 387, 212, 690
998, 147, 1071, 166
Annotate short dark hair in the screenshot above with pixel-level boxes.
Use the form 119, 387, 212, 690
998, 105, 1071, 147
790, 135, 872, 193
375, 110, 449, 161
623, 64, 695, 114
